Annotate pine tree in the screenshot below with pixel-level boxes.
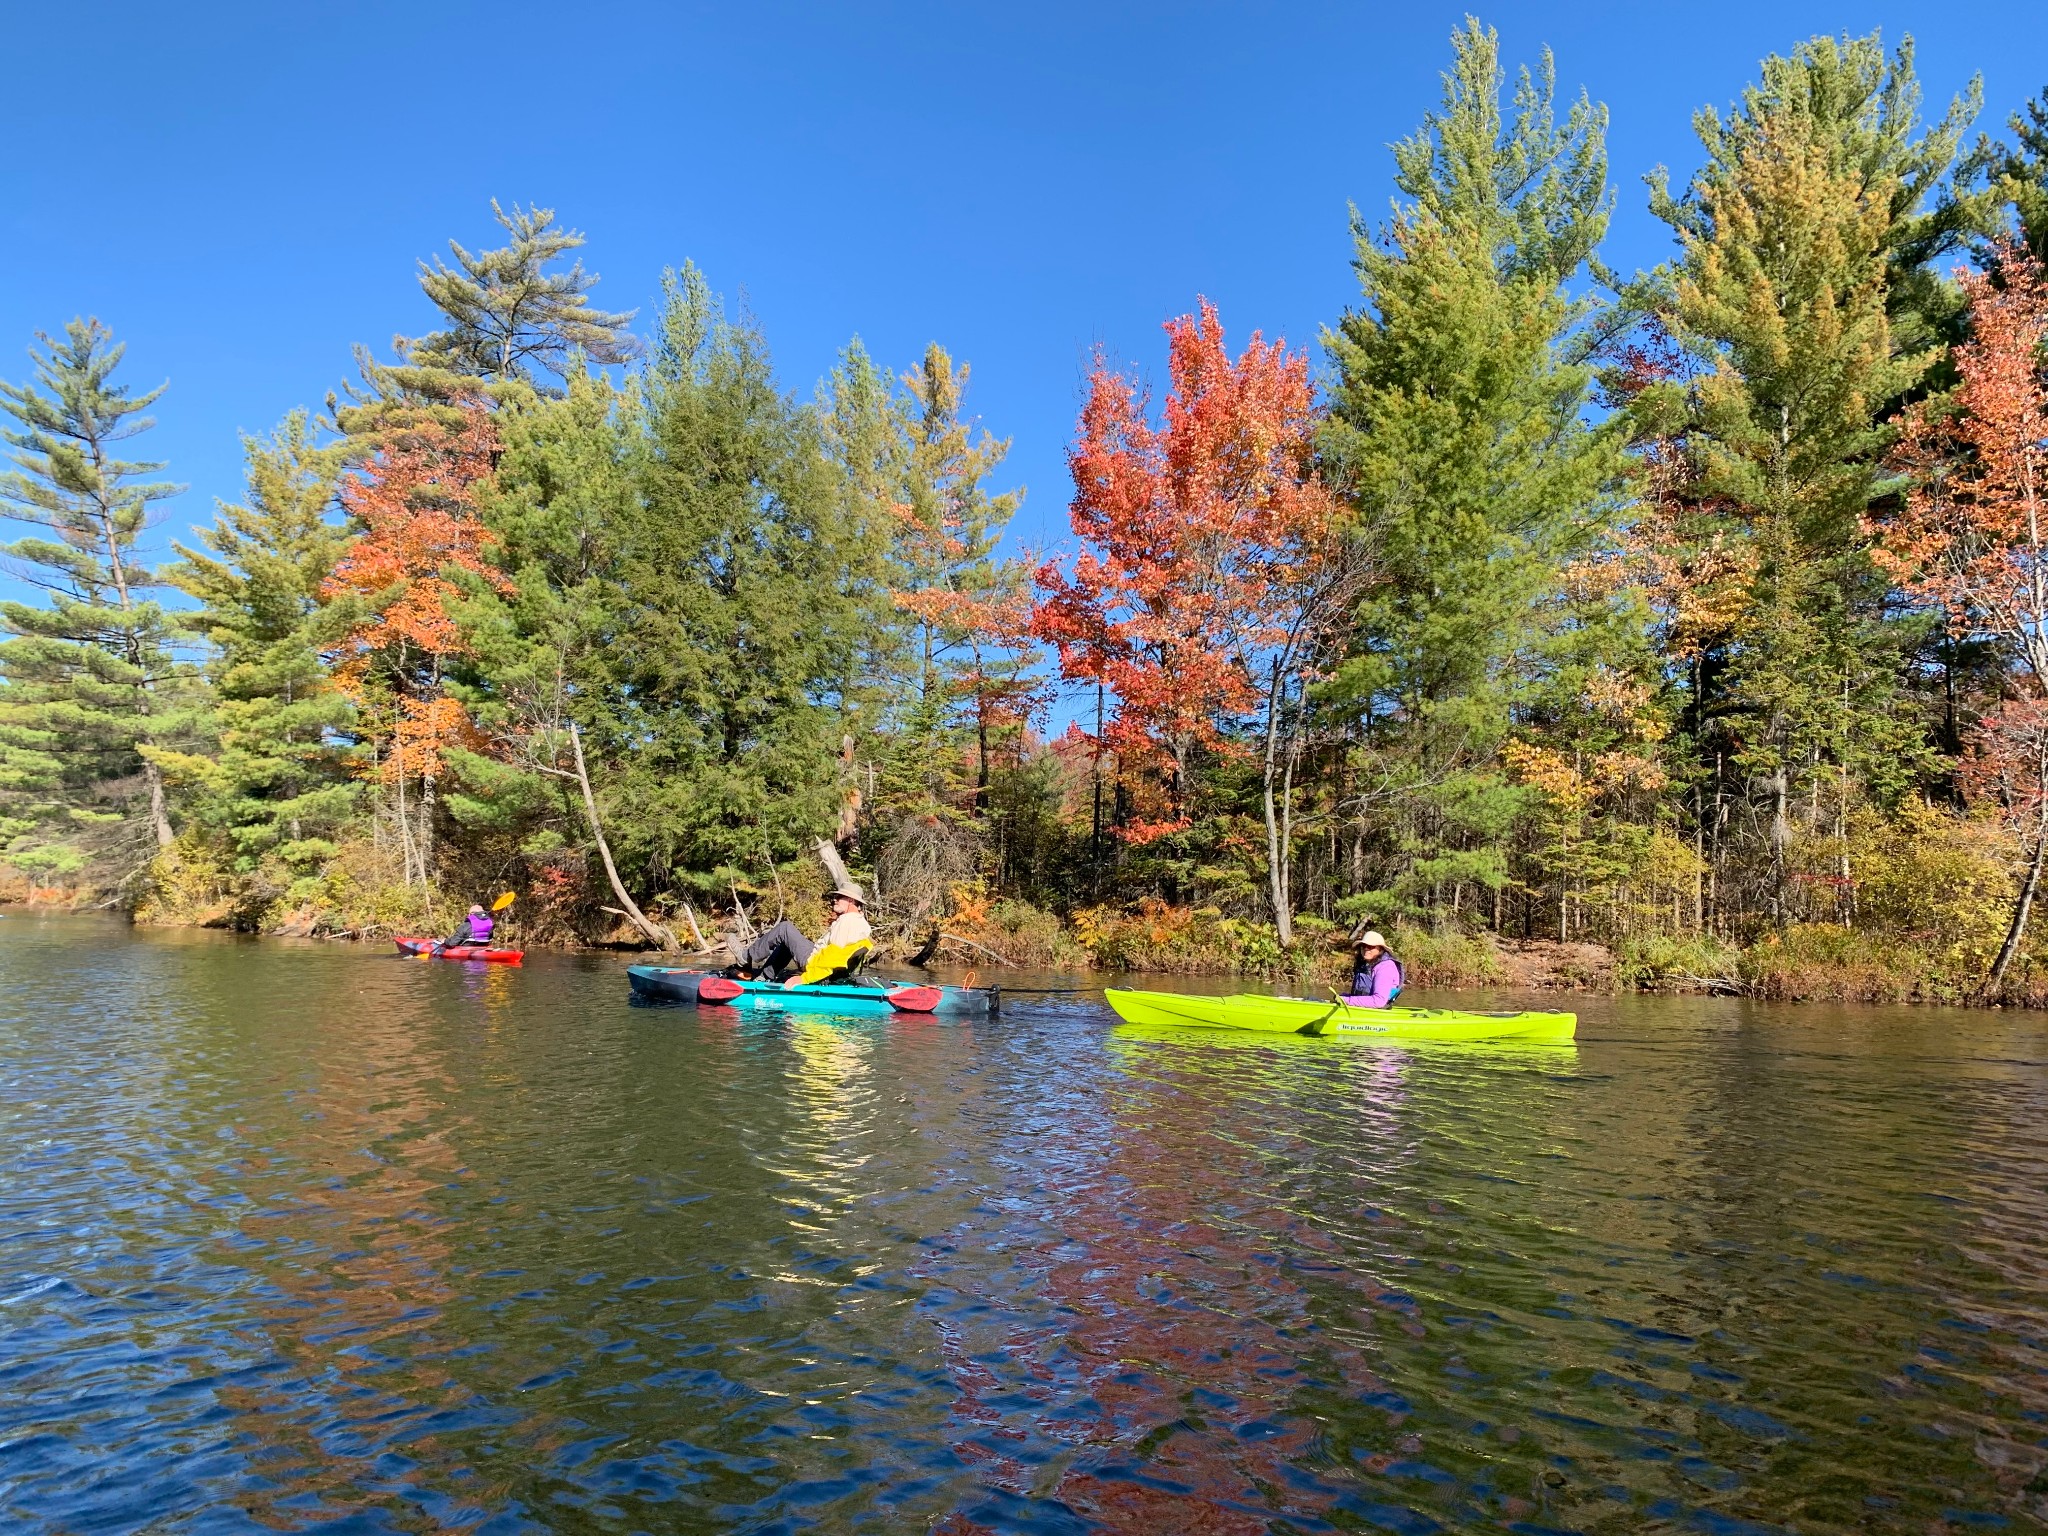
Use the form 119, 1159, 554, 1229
1635, 32, 1980, 922
590, 266, 892, 892
886, 344, 1032, 800
167, 412, 358, 880
2002, 87, 2048, 263
1320, 19, 1626, 924
440, 367, 645, 910
413, 201, 642, 385
0, 318, 198, 878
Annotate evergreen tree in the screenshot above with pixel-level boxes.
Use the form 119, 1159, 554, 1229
1321, 19, 1626, 922
1635, 32, 1980, 921
166, 412, 358, 881
2001, 87, 2048, 263
591, 266, 892, 892
441, 367, 645, 896
882, 343, 1031, 805
413, 201, 642, 385
0, 319, 198, 877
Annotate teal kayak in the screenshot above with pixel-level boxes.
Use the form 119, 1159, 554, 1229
626, 965, 996, 1016
1103, 988, 1575, 1042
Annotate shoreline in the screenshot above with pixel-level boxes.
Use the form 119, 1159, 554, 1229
11, 897, 2042, 1010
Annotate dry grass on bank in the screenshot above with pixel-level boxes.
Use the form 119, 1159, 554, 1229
28, 839, 2048, 1009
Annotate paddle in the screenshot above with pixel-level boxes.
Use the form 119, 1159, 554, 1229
1300, 986, 1353, 1038
422, 892, 517, 958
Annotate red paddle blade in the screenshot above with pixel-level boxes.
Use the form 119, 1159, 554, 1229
698, 975, 743, 1002
887, 985, 942, 1013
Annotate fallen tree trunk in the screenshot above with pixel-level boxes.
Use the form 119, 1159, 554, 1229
569, 723, 677, 951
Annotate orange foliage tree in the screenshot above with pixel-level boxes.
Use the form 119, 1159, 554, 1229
1032, 300, 1345, 931
1875, 243, 2048, 985
323, 401, 511, 885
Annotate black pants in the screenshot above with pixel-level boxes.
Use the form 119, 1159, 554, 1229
741, 919, 814, 978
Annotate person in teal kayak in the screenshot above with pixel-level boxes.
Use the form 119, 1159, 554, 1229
725, 886, 872, 984
432, 904, 495, 955
1343, 930, 1404, 1008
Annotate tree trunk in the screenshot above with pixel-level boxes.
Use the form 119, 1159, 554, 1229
568, 723, 677, 950
1090, 682, 1105, 898
143, 760, 173, 848
1260, 658, 1293, 948
394, 762, 420, 888
1988, 806, 2048, 991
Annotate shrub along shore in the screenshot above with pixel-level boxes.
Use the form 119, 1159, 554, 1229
9, 26, 2048, 1011
7, 874, 2032, 1009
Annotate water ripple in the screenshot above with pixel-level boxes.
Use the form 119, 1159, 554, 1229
2, 916, 2045, 1532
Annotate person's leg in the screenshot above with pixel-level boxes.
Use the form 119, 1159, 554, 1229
741, 919, 814, 977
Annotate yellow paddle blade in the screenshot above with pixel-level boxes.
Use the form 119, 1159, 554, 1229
491, 891, 518, 911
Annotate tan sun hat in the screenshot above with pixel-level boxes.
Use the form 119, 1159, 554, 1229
1352, 929, 1388, 950
827, 885, 866, 907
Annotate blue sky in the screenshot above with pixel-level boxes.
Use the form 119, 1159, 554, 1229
3, 0, 2043, 571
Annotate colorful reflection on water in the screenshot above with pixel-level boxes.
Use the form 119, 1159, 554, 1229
1, 914, 2044, 1532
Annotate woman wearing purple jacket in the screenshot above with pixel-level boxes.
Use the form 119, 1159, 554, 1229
1343, 930, 1404, 1008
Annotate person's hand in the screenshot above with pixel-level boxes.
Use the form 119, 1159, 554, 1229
782, 977, 799, 990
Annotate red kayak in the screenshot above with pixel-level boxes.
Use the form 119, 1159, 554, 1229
394, 936, 524, 964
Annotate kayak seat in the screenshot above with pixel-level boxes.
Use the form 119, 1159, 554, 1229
814, 941, 876, 986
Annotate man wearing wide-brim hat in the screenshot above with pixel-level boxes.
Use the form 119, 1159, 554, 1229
725, 885, 873, 984
1342, 928, 1405, 1009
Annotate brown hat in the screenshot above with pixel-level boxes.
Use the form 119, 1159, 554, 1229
827, 885, 866, 907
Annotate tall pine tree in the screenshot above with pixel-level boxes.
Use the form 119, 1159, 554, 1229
885, 344, 1031, 805
0, 319, 198, 879
167, 412, 358, 885
413, 201, 642, 386
1321, 19, 1626, 923
1635, 32, 1983, 923
589, 266, 893, 893
2001, 87, 2048, 263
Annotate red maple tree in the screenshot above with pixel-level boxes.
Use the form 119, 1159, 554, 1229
324, 400, 511, 881
1876, 242, 2048, 984
1032, 299, 1342, 846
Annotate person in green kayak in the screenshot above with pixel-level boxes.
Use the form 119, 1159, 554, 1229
1343, 929, 1404, 1008
724, 886, 873, 985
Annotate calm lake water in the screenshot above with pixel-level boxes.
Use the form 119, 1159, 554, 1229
3, 915, 2046, 1534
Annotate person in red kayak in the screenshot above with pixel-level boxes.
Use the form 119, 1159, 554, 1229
725, 886, 871, 984
432, 904, 495, 956
1343, 929, 1404, 1008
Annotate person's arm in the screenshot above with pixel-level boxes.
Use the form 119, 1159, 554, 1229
1363, 955, 1401, 1007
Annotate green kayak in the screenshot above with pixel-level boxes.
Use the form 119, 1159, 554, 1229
1103, 988, 1576, 1043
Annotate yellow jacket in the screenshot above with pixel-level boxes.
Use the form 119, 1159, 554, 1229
796, 940, 872, 985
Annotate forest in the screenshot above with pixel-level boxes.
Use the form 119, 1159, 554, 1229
8, 24, 2048, 1004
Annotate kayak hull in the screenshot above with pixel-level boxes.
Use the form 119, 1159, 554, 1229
626, 966, 994, 1017
394, 937, 524, 964
1103, 988, 1575, 1043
